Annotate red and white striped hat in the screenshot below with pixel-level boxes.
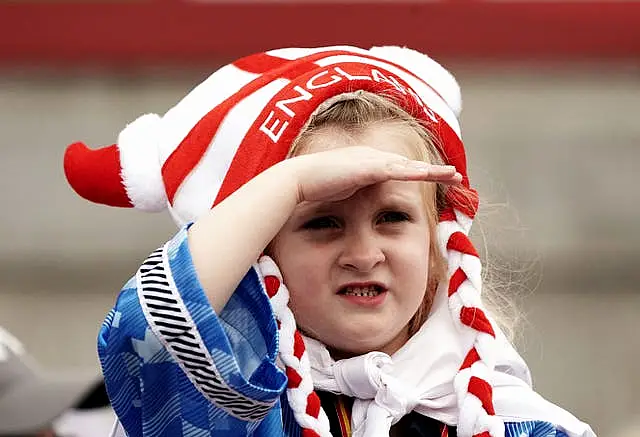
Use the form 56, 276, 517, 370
64, 45, 500, 437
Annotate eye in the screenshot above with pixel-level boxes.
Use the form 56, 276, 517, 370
302, 216, 341, 230
377, 211, 410, 224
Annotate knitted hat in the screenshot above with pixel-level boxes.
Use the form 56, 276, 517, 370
64, 45, 499, 437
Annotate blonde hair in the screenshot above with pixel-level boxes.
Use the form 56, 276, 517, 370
289, 90, 515, 338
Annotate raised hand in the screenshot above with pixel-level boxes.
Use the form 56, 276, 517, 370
289, 146, 462, 204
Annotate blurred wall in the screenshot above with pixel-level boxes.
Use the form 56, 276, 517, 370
0, 62, 638, 435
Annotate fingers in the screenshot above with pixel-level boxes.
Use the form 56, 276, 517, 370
386, 159, 463, 185
293, 147, 463, 204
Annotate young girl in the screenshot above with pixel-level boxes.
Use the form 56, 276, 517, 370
63, 46, 596, 437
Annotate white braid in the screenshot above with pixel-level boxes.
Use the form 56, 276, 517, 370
438, 211, 504, 437
257, 256, 332, 436
455, 209, 474, 234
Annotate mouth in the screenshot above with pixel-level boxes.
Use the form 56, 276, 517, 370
337, 283, 387, 297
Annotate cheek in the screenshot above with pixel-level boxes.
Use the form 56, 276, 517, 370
271, 240, 329, 293
280, 256, 329, 332
398, 235, 431, 290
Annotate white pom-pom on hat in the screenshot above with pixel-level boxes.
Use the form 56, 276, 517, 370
368, 46, 462, 119
117, 113, 168, 212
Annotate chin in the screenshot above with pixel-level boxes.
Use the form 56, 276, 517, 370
328, 341, 390, 360
325, 330, 404, 358
301, 317, 409, 357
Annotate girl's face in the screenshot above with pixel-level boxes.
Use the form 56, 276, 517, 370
270, 125, 433, 358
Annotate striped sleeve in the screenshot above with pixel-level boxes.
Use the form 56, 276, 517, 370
97, 226, 287, 437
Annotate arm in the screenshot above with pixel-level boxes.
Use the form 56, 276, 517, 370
188, 160, 299, 313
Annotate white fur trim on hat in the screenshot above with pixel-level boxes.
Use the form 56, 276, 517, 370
368, 46, 462, 119
117, 113, 168, 212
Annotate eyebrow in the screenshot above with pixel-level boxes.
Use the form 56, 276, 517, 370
382, 190, 422, 205
293, 201, 339, 218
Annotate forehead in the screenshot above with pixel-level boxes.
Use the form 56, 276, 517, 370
301, 123, 423, 159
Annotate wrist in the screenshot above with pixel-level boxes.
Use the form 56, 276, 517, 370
268, 157, 306, 205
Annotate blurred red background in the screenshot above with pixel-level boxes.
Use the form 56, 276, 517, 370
1, 0, 639, 67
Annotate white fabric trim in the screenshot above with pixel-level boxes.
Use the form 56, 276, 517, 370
369, 46, 462, 119
118, 113, 166, 212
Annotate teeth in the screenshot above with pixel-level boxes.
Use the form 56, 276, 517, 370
343, 286, 380, 297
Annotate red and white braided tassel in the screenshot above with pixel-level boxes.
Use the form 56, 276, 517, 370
438, 209, 504, 437
258, 256, 332, 437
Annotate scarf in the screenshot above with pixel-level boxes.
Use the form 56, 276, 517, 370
305, 285, 596, 437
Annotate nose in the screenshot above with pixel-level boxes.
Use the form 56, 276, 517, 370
337, 229, 385, 272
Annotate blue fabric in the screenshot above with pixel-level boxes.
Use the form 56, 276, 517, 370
505, 420, 569, 436
97, 227, 574, 437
